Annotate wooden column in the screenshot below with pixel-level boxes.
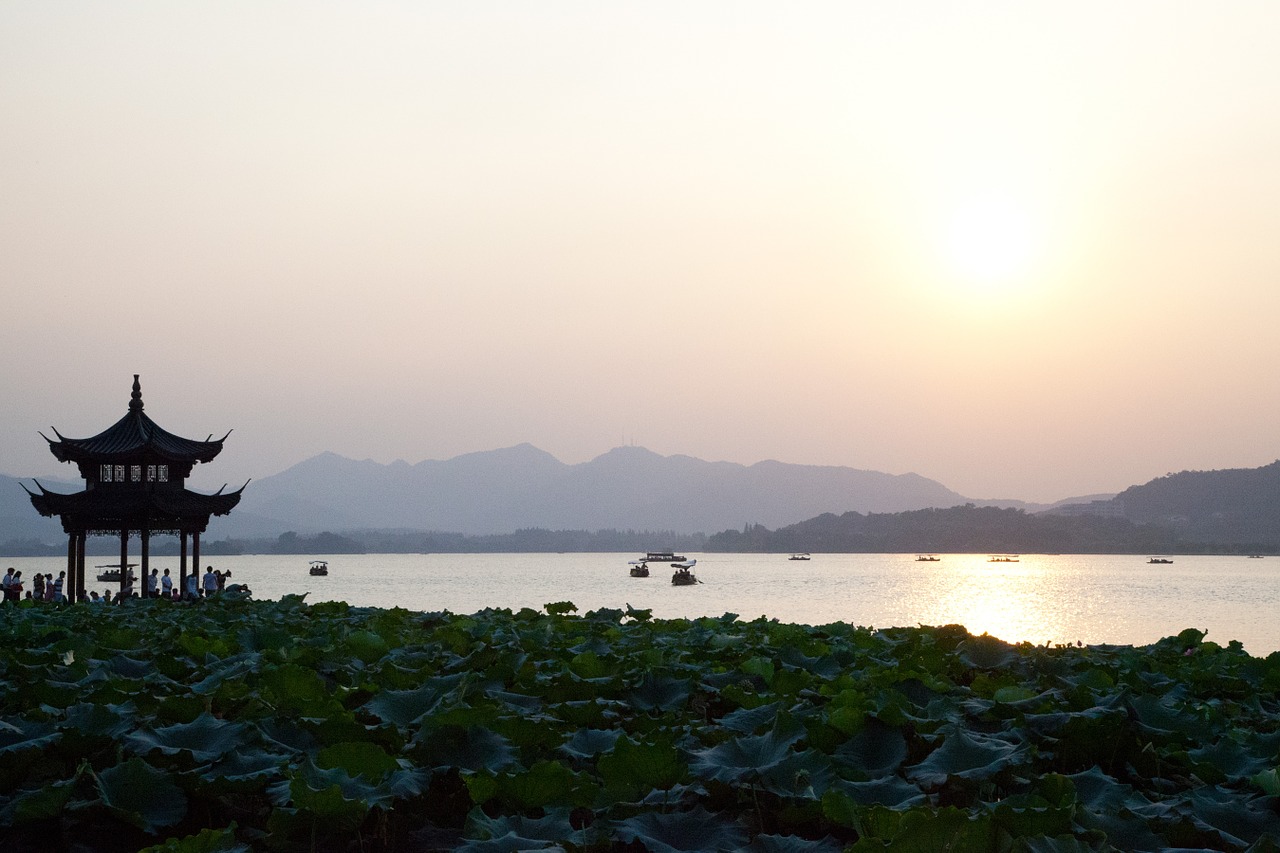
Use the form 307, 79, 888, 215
76, 533, 86, 600
179, 531, 188, 600
140, 528, 150, 598
66, 534, 76, 602
119, 529, 129, 601
191, 531, 201, 599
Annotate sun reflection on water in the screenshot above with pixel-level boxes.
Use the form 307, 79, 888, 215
905, 555, 1073, 647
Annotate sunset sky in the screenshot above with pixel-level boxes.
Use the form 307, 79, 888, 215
3, 3, 1278, 504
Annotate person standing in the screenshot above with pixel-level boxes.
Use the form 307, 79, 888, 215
185, 571, 199, 600
161, 568, 173, 599
1, 568, 14, 603
53, 571, 65, 603
202, 566, 218, 597
146, 569, 158, 599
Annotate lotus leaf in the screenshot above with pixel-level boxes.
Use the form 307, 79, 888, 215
613, 805, 748, 853
316, 741, 402, 779
831, 719, 908, 780
559, 727, 622, 760
257, 663, 329, 714
754, 747, 836, 798
0, 717, 59, 755
690, 718, 806, 785
905, 725, 1028, 787
126, 711, 251, 763
745, 833, 845, 853
1, 776, 77, 825
495, 760, 584, 810
1186, 785, 1280, 847
1009, 836, 1100, 853
416, 725, 518, 773
454, 832, 566, 852
1189, 737, 1270, 780
597, 735, 686, 800
956, 635, 1020, 671
198, 747, 288, 788
96, 756, 188, 833
464, 806, 576, 843
544, 602, 577, 616
363, 674, 465, 727
721, 701, 784, 734
628, 672, 693, 713
137, 823, 248, 853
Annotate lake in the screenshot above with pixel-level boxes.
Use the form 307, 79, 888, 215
6, 552, 1279, 655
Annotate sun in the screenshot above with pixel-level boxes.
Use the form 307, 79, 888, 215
940, 193, 1040, 292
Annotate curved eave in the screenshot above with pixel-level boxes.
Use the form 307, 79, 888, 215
44, 411, 229, 465
25, 483, 243, 520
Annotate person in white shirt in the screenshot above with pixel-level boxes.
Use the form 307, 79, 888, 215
185, 571, 199, 600
202, 566, 218, 597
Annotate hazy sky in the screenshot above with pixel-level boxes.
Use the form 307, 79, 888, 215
3, 3, 1278, 503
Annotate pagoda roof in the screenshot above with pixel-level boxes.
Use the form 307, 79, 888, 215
43, 375, 231, 465
25, 481, 245, 522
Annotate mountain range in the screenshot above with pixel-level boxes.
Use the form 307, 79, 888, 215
5, 446, 1278, 552
202, 445, 994, 538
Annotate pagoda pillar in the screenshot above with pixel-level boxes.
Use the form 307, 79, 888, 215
140, 528, 150, 598
119, 529, 129, 601
191, 531, 201, 598
179, 531, 188, 601
76, 533, 86, 600
66, 535, 76, 602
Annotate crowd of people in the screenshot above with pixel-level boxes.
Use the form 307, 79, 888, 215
2, 565, 239, 605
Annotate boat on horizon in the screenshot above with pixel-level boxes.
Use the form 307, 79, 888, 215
1148, 556, 1173, 565
671, 559, 698, 586
643, 551, 686, 563
789, 553, 811, 561
988, 555, 1020, 563
95, 563, 137, 583
915, 554, 941, 562
309, 560, 329, 576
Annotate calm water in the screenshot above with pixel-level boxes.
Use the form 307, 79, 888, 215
7, 552, 1279, 655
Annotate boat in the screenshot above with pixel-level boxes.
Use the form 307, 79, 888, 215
95, 563, 137, 583
988, 555, 1020, 563
1148, 557, 1173, 565
915, 554, 941, 562
628, 560, 650, 578
671, 560, 698, 586
643, 551, 686, 563
1247, 555, 1265, 559
789, 553, 811, 561
309, 560, 329, 576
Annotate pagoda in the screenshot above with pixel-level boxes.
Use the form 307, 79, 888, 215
25, 375, 245, 601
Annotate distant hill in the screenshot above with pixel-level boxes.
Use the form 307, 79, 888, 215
717, 460, 1280, 555
1110, 460, 1280, 547
706, 504, 1176, 554
201, 445, 972, 538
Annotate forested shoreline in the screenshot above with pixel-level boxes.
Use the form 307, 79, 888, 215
4, 503, 1277, 559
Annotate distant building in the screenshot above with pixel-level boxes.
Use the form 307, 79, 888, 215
1044, 499, 1125, 519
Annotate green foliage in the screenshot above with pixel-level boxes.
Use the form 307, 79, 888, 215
1, 596, 1279, 850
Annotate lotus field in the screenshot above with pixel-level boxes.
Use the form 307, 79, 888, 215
2, 595, 1280, 851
